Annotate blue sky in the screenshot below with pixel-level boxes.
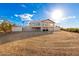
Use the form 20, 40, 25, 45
0, 3, 79, 28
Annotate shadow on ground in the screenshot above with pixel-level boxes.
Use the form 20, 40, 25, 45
0, 31, 53, 44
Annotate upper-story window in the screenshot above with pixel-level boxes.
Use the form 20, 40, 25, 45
41, 23, 48, 26
31, 23, 40, 26
45, 23, 48, 26
36, 23, 40, 26
30, 22, 49, 27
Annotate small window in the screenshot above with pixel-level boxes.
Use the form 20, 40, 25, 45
37, 23, 40, 26
42, 24, 44, 26
45, 24, 48, 26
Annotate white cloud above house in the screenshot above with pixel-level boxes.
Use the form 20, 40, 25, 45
19, 14, 33, 21
14, 10, 36, 21
14, 13, 34, 26
15, 13, 33, 21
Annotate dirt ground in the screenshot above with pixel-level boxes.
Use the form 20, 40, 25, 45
0, 31, 79, 56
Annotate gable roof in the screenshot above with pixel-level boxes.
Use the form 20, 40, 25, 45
41, 19, 55, 23
30, 19, 55, 23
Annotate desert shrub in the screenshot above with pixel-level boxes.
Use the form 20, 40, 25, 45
61, 28, 79, 33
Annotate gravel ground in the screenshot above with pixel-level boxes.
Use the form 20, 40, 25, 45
0, 31, 79, 56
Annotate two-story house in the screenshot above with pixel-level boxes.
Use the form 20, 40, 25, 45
29, 19, 55, 32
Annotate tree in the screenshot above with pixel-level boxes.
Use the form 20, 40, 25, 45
0, 21, 12, 32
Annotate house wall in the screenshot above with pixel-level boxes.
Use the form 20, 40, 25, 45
23, 26, 32, 31
54, 26, 61, 31
29, 22, 41, 27
29, 20, 54, 32
12, 27, 22, 32
40, 21, 54, 31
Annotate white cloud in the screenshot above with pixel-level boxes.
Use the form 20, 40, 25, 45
14, 13, 34, 26
21, 4, 26, 8
33, 11, 36, 13
14, 10, 36, 21
62, 16, 76, 20
19, 14, 33, 21
14, 14, 18, 17
0, 20, 3, 24
15, 14, 33, 21
52, 16, 76, 23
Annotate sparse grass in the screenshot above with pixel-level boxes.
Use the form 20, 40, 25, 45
61, 28, 79, 33
0, 31, 79, 55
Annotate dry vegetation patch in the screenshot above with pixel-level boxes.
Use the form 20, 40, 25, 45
0, 31, 79, 55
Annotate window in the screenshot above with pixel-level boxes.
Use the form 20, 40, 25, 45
42, 23, 48, 26
37, 23, 40, 26
31, 23, 35, 26
41, 23, 44, 26
45, 23, 48, 26
31, 23, 40, 26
